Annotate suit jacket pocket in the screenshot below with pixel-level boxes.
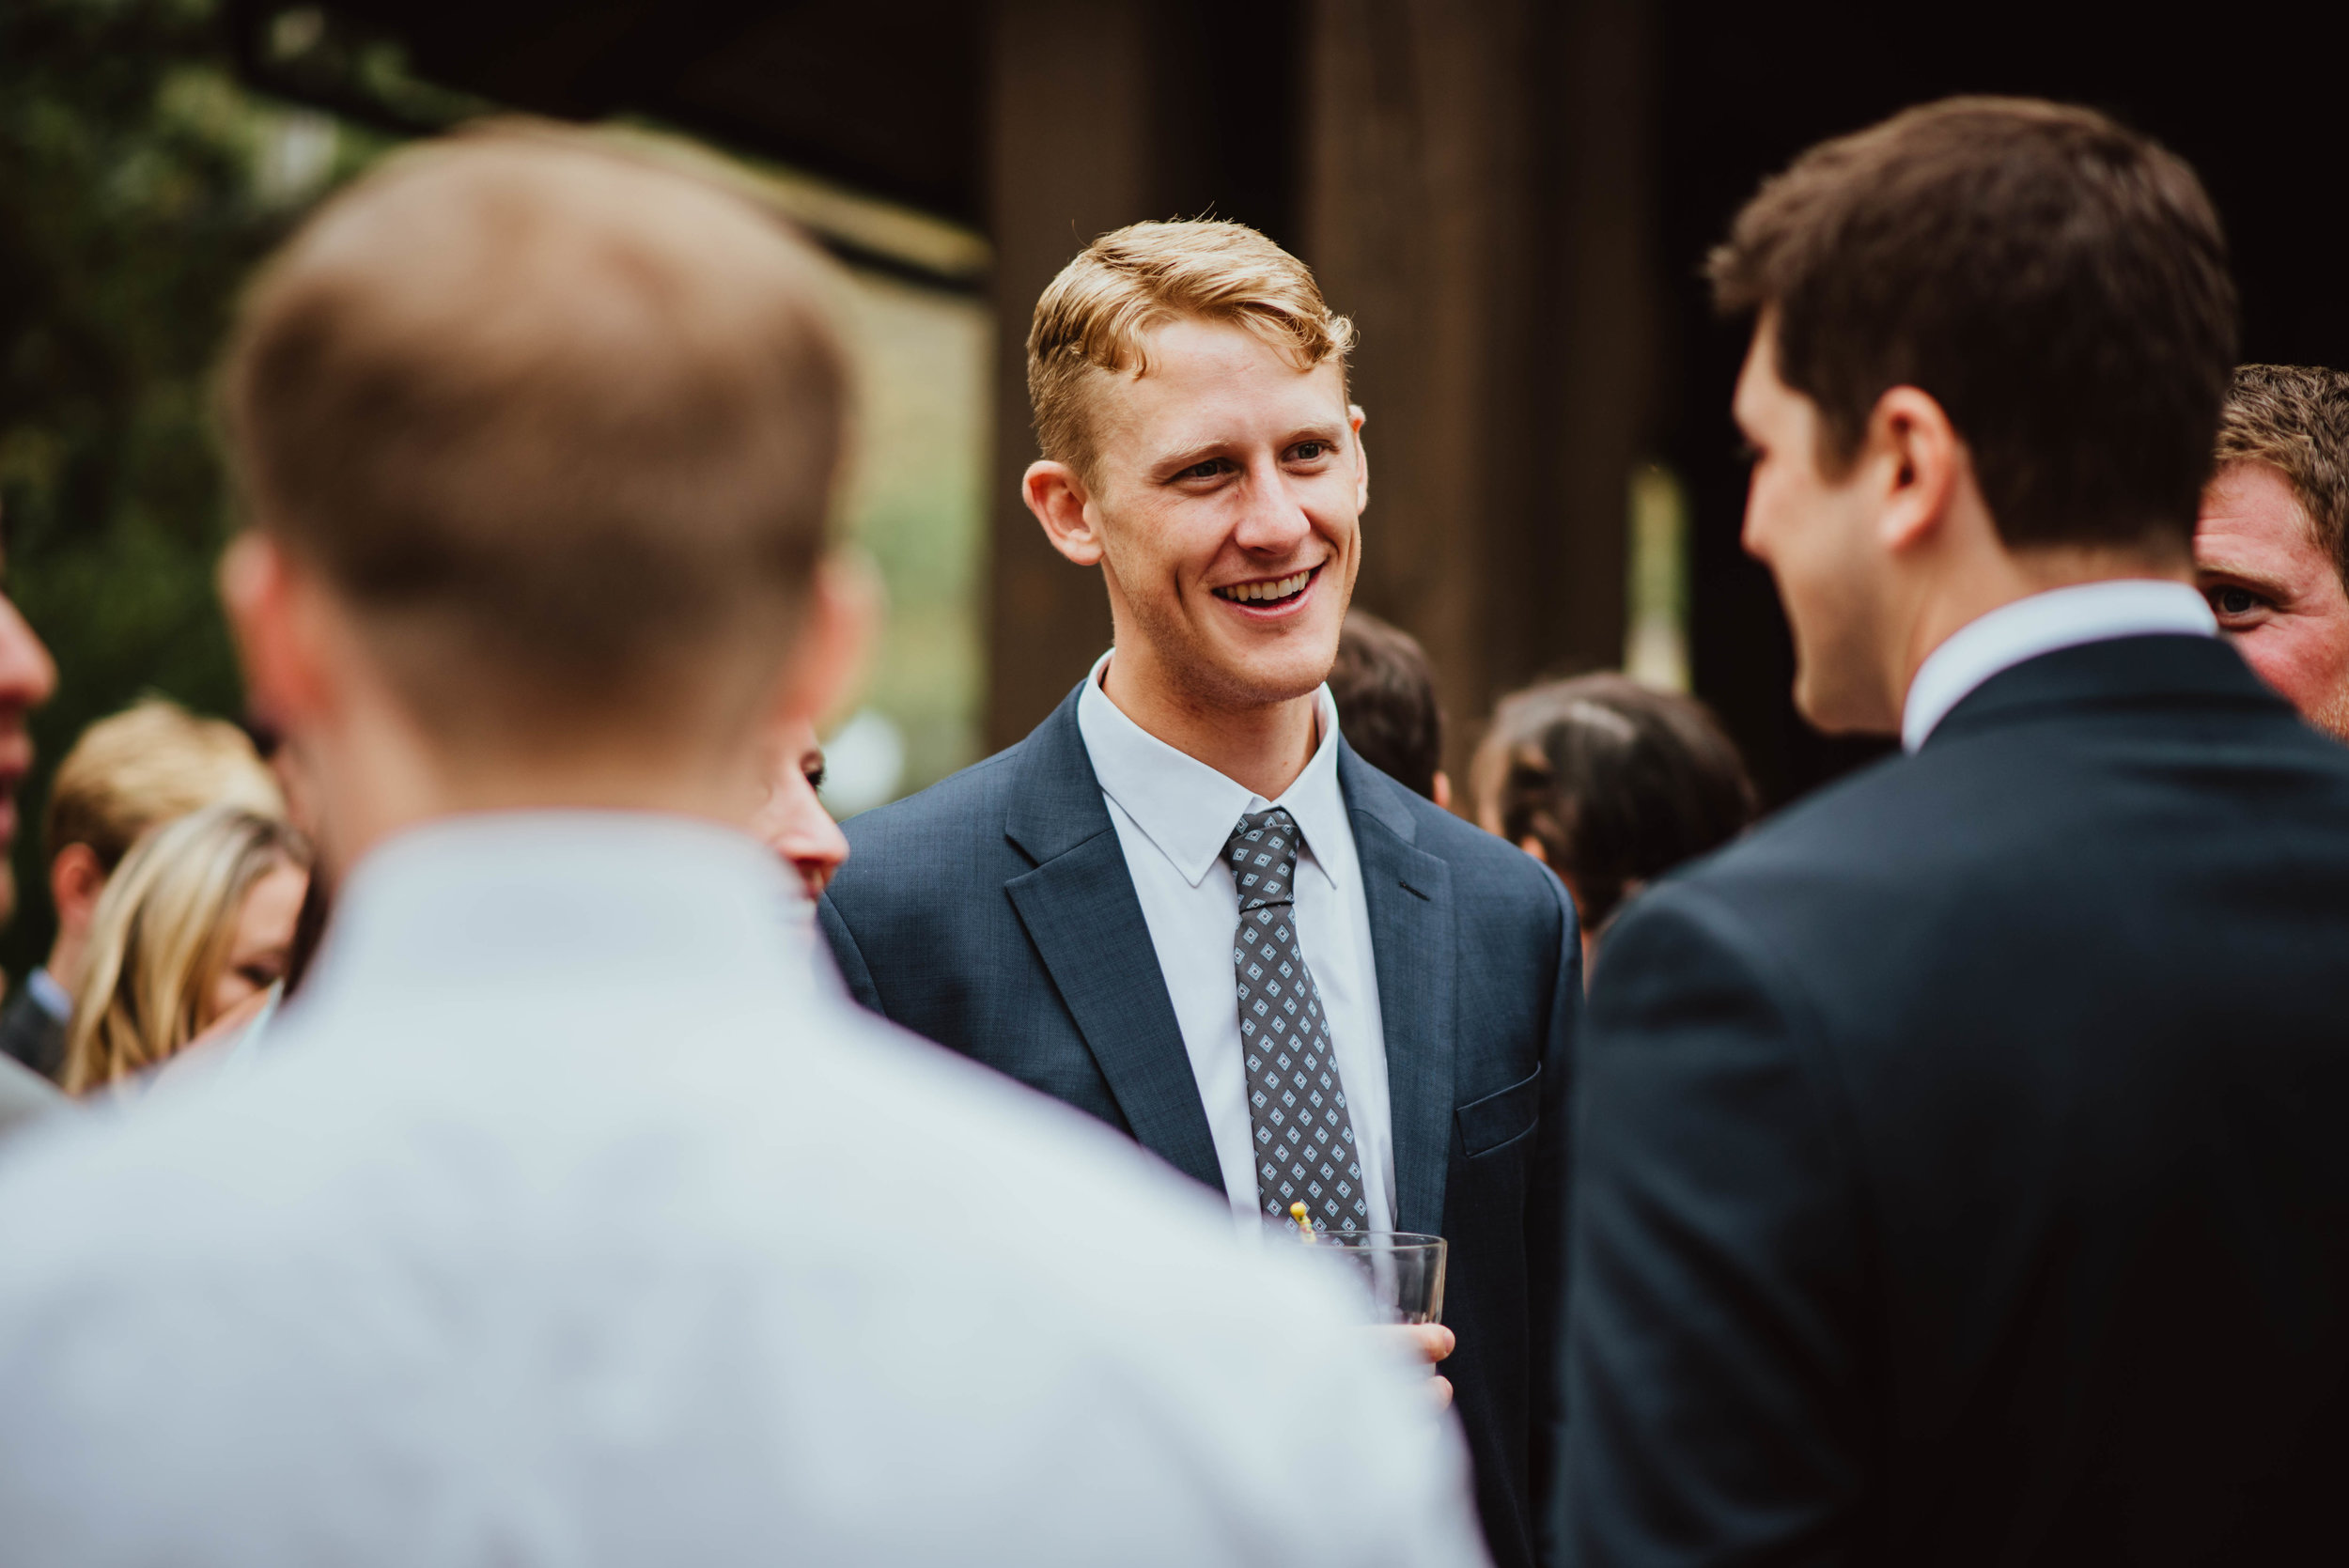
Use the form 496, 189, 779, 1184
1455, 1064, 1542, 1158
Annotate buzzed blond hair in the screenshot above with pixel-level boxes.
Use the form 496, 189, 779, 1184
44, 698, 283, 874
218, 126, 854, 748
1027, 221, 1353, 477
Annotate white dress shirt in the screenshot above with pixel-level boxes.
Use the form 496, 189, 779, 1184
0, 812, 1484, 1566
1902, 579, 2218, 752
1077, 652, 1396, 1235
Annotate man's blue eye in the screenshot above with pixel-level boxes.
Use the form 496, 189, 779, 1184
2215, 586, 2263, 616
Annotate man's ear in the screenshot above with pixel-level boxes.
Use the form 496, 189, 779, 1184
1023, 459, 1104, 567
1349, 403, 1370, 514
1868, 385, 1966, 556
218, 532, 336, 733
48, 844, 105, 940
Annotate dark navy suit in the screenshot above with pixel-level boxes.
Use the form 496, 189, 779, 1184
821, 684, 1580, 1568
1560, 635, 2349, 1564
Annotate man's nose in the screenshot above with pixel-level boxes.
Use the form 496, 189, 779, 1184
0, 596, 56, 715
1231, 461, 1314, 554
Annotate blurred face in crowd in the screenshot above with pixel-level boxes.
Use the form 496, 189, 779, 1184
1031, 318, 1366, 716
751, 719, 848, 901
1733, 318, 1906, 733
0, 534, 58, 924
2194, 460, 2349, 738
210, 858, 307, 1022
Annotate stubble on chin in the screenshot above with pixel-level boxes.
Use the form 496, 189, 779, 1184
2307, 678, 2349, 744
1130, 590, 1337, 717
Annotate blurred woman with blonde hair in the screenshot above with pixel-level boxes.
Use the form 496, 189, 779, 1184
61, 805, 310, 1096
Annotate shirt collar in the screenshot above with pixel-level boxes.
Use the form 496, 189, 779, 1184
1902, 579, 2217, 753
297, 811, 822, 1023
1076, 649, 1348, 891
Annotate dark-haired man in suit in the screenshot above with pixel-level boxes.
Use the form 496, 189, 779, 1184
1560, 97, 2349, 1564
822, 219, 1578, 1568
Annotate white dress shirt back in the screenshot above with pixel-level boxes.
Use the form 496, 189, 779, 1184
1902, 579, 2217, 751
1077, 654, 1396, 1235
0, 813, 1485, 1566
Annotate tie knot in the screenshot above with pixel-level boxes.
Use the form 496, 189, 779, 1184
1225, 807, 1302, 910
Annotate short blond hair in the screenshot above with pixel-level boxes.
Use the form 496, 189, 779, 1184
1027, 220, 1353, 476
44, 698, 283, 873
219, 125, 854, 749
62, 805, 309, 1095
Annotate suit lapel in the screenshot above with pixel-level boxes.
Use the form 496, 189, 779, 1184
1003, 690, 1223, 1192
1340, 747, 1457, 1236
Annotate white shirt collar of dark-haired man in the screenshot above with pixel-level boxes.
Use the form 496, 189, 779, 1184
818, 293, 1579, 1568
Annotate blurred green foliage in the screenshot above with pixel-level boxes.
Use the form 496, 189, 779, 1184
0, 0, 988, 991
0, 0, 375, 981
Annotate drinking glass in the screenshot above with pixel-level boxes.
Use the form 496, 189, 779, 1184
1296, 1230, 1447, 1325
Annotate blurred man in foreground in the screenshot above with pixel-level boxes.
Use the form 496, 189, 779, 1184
1561, 99, 2349, 1562
2193, 364, 2349, 737
0, 697, 281, 1079
0, 131, 1486, 1566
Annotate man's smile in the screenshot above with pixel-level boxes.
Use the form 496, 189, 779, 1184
1210, 565, 1320, 608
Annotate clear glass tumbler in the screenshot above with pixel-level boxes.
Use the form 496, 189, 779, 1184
1298, 1230, 1448, 1325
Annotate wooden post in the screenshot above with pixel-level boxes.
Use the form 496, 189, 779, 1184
1299, 0, 1657, 789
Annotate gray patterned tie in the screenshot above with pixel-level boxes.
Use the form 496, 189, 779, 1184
1225, 807, 1369, 1234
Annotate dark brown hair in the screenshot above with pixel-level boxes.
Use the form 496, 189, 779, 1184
2214, 364, 2349, 588
1710, 96, 2237, 555
1328, 610, 1443, 800
1475, 675, 1755, 932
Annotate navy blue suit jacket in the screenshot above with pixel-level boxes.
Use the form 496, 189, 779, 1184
1561, 635, 2349, 1564
820, 684, 1580, 1568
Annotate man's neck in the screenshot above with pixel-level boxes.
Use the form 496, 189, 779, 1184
1100, 650, 1320, 802
1896, 544, 2194, 713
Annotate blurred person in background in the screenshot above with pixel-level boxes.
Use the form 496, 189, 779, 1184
1327, 609, 1451, 806
59, 804, 308, 1096
1562, 99, 2349, 1564
752, 718, 848, 900
0, 505, 58, 1137
0, 698, 281, 1080
1471, 675, 1754, 976
2192, 364, 2349, 737
0, 131, 1485, 1566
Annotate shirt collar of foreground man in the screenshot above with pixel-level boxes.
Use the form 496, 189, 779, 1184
0, 130, 1490, 1566
1900, 576, 2217, 751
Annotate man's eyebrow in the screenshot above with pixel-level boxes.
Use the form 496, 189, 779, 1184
2192, 550, 2282, 583
1150, 440, 1231, 472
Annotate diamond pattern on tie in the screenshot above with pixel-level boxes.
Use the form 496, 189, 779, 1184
1225, 806, 1367, 1234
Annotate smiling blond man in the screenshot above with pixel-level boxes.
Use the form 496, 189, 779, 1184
820, 222, 1578, 1568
